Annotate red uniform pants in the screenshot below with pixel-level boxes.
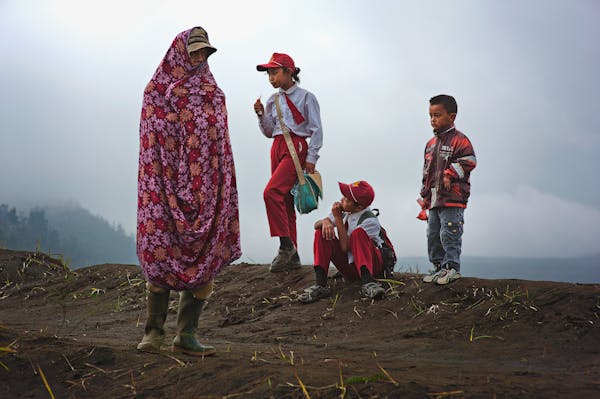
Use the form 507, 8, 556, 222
264, 134, 307, 247
313, 228, 383, 281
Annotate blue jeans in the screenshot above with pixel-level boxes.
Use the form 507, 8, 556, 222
427, 207, 464, 271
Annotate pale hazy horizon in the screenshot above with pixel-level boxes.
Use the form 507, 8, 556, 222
2, 0, 599, 264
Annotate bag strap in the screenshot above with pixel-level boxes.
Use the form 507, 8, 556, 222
357, 208, 380, 225
357, 210, 376, 226
357, 209, 392, 251
274, 93, 306, 185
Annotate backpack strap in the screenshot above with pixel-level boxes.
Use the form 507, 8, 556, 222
357, 209, 389, 251
357, 210, 375, 226
357, 208, 380, 225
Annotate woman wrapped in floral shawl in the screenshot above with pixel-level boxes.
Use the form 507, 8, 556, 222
136, 27, 241, 356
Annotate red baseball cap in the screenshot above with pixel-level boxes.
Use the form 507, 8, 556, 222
257, 53, 295, 71
338, 181, 375, 208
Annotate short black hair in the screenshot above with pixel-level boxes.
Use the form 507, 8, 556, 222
430, 94, 457, 114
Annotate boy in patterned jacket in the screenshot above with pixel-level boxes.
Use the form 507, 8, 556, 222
419, 95, 477, 285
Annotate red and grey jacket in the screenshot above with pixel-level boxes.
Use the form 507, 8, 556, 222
420, 126, 477, 209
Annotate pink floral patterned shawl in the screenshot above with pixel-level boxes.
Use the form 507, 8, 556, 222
137, 28, 241, 290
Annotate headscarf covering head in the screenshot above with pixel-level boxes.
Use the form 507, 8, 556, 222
137, 27, 241, 290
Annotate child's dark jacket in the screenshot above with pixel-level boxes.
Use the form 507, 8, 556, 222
420, 127, 477, 209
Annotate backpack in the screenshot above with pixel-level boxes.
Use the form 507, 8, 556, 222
357, 208, 397, 279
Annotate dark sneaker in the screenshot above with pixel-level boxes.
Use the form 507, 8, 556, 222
328, 267, 343, 279
360, 282, 385, 300
436, 268, 461, 285
269, 248, 301, 272
298, 285, 331, 304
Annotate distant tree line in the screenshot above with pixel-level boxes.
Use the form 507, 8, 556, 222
0, 203, 138, 268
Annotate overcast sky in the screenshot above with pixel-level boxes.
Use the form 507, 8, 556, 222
1, 0, 599, 263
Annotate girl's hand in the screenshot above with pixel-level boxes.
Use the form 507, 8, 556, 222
254, 98, 264, 116
305, 162, 316, 174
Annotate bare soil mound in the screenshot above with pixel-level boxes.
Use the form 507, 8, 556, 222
1, 249, 599, 398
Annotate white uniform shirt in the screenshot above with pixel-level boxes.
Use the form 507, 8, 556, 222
328, 208, 383, 263
258, 84, 323, 164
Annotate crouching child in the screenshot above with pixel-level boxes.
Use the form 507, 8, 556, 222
298, 180, 388, 304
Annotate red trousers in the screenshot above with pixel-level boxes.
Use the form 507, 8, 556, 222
264, 134, 307, 247
313, 228, 383, 281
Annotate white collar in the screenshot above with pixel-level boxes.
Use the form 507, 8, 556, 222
279, 84, 298, 95
346, 207, 372, 221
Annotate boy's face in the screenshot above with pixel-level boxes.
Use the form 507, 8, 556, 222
340, 196, 361, 213
429, 103, 456, 133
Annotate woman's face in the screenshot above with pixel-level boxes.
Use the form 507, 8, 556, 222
189, 48, 210, 67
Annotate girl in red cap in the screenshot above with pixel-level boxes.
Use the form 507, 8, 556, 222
254, 53, 323, 272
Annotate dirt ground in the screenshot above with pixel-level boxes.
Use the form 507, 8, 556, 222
0, 248, 599, 398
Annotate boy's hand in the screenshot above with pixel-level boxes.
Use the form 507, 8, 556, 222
332, 202, 343, 219
443, 174, 451, 190
254, 98, 264, 116
416, 198, 428, 221
321, 218, 336, 240
305, 162, 316, 174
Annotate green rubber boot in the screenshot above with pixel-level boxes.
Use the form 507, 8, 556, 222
137, 289, 170, 352
172, 291, 216, 357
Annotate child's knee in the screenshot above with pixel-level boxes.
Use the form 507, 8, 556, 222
263, 186, 274, 201
440, 220, 463, 243
314, 229, 324, 240
350, 228, 369, 243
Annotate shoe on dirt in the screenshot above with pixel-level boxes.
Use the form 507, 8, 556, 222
298, 285, 331, 304
423, 268, 444, 283
360, 282, 385, 300
269, 248, 300, 272
436, 268, 461, 285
